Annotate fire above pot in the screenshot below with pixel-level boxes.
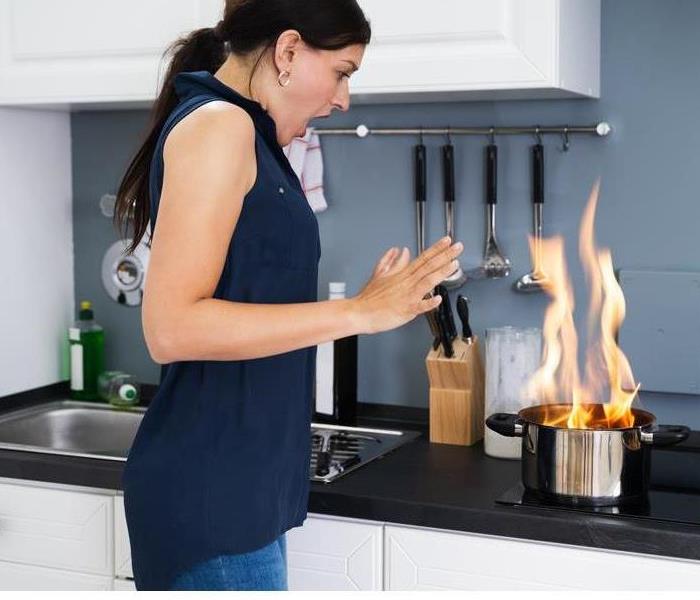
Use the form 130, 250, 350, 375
486, 404, 689, 507
486, 179, 691, 506
521, 179, 640, 430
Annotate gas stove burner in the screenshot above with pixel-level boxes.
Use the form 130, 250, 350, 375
309, 422, 422, 483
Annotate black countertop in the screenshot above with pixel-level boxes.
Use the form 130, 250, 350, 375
1, 382, 700, 562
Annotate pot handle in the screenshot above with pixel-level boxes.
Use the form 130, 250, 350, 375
641, 424, 691, 447
485, 413, 525, 437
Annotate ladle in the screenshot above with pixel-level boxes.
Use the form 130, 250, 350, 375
514, 140, 549, 292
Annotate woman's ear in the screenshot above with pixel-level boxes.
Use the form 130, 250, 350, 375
274, 29, 303, 72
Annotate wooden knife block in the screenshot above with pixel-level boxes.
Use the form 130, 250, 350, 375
425, 336, 485, 446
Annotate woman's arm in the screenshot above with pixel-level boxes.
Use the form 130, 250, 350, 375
143, 100, 462, 363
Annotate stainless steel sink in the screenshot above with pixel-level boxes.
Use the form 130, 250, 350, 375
0, 400, 146, 461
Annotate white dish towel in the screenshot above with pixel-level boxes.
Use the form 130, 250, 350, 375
282, 127, 328, 213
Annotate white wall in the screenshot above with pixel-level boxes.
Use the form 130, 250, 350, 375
0, 106, 73, 397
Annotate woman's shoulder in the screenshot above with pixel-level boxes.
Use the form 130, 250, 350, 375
163, 100, 257, 192
164, 100, 255, 156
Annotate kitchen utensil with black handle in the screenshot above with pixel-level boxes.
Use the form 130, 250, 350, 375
514, 142, 548, 292
464, 141, 511, 280
441, 142, 466, 289
435, 284, 457, 340
435, 301, 454, 357
456, 294, 474, 343
414, 141, 441, 349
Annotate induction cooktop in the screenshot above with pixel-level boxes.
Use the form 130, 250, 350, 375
496, 482, 700, 527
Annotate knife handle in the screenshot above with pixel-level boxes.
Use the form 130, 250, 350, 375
435, 306, 454, 358
424, 299, 441, 349
435, 284, 457, 340
456, 294, 473, 340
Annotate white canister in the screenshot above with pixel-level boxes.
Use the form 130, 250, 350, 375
484, 326, 542, 459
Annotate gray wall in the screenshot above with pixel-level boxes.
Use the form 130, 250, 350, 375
72, 0, 700, 427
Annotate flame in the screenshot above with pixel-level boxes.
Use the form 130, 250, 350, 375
524, 180, 640, 429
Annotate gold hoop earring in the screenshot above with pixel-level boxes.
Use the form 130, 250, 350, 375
277, 70, 291, 87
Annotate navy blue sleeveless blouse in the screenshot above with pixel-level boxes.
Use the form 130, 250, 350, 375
122, 70, 321, 590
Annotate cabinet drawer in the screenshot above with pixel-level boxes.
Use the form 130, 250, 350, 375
0, 559, 112, 590
0, 480, 113, 576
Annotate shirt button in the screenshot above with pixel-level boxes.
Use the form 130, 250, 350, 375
278, 186, 285, 194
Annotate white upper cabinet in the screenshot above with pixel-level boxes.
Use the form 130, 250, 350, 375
0, 0, 599, 109
352, 0, 600, 102
0, 0, 224, 109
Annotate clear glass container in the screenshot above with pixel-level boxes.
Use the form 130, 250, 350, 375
484, 326, 542, 459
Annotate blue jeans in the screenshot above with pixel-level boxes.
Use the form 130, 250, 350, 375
169, 533, 287, 590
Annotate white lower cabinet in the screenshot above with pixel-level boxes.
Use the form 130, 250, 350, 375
286, 514, 383, 590
2, 477, 700, 590
114, 495, 384, 591
384, 524, 700, 590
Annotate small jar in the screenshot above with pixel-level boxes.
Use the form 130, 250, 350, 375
484, 326, 542, 459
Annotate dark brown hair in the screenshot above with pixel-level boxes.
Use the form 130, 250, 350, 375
114, 0, 371, 254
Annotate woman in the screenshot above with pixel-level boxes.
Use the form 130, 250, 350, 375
115, 0, 463, 591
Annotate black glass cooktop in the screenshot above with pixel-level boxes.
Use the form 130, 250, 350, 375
496, 482, 700, 527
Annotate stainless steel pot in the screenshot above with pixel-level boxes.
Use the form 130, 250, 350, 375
486, 403, 690, 506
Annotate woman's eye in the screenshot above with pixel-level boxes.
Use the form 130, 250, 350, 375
337, 71, 350, 81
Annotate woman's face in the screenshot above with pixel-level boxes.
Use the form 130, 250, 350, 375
271, 31, 365, 146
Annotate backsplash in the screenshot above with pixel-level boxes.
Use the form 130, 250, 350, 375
70, 0, 700, 428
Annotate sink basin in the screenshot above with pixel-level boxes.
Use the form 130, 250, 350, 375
0, 400, 145, 461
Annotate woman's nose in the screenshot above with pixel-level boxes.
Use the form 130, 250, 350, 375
331, 85, 350, 112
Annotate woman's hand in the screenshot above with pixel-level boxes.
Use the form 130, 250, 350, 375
351, 236, 464, 335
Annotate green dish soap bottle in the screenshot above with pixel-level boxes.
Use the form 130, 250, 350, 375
69, 300, 104, 401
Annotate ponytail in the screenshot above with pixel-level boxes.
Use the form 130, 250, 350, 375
113, 26, 226, 254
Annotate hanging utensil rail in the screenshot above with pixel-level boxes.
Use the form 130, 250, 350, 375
313, 122, 611, 141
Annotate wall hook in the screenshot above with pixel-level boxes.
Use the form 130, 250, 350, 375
534, 125, 543, 145
560, 126, 570, 152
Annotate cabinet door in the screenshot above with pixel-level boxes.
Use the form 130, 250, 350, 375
0, 480, 113, 576
353, 0, 599, 101
114, 494, 133, 579
385, 524, 700, 590
287, 514, 383, 590
0, 0, 224, 107
0, 560, 112, 591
